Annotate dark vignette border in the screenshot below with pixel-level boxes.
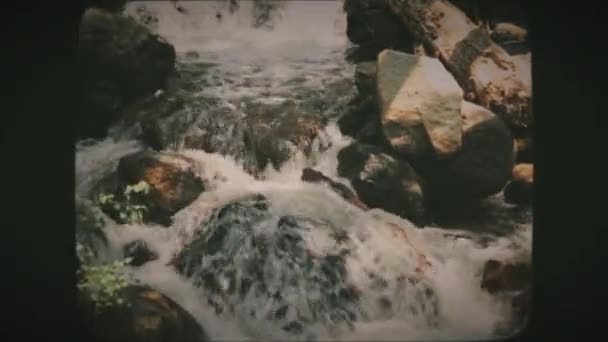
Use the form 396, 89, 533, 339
0, 1, 602, 341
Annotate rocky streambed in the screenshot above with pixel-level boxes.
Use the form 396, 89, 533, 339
75, 1, 533, 341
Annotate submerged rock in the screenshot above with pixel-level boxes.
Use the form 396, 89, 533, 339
79, 285, 210, 342
94, 150, 205, 226
123, 240, 159, 266
377, 50, 464, 158
174, 195, 362, 334
77, 7, 175, 138
301, 168, 368, 210
337, 143, 430, 226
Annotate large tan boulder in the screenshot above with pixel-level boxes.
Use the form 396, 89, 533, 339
377, 49, 464, 158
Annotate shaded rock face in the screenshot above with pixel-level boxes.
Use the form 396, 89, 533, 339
77, 7, 176, 138
174, 195, 363, 336
337, 143, 429, 226
80, 285, 210, 342
95, 150, 205, 226
503, 163, 533, 206
420, 101, 514, 206
123, 240, 159, 266
377, 50, 464, 158
344, 0, 415, 62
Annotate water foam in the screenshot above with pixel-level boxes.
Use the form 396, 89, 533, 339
76, 2, 532, 340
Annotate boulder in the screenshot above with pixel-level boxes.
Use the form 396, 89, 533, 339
421, 101, 514, 205
173, 194, 439, 336
377, 50, 464, 158
174, 195, 364, 333
504, 163, 533, 205
337, 142, 429, 226
94, 150, 205, 226
79, 285, 210, 342
123, 240, 159, 266
77, 7, 176, 138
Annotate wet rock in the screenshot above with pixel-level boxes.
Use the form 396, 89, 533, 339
301, 168, 368, 210
338, 95, 377, 138
344, 1, 415, 62
503, 163, 533, 206
377, 50, 464, 158
337, 142, 430, 226
79, 285, 210, 342
481, 259, 531, 294
174, 195, 362, 335
123, 240, 159, 266
77, 7, 175, 138
243, 100, 328, 172
420, 101, 514, 206
94, 150, 205, 226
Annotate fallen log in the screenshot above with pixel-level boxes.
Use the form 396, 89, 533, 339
386, 0, 532, 130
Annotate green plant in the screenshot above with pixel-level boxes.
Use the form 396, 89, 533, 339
77, 242, 137, 313
96, 181, 151, 224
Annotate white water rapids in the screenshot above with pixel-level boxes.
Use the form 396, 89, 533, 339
76, 1, 532, 341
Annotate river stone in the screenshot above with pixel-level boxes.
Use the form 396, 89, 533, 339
377, 49, 463, 158
337, 142, 429, 226
78, 285, 211, 342
174, 195, 362, 335
420, 101, 515, 205
173, 194, 439, 336
77, 7, 175, 138
93, 150, 205, 226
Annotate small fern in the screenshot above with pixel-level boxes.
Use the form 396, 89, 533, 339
96, 180, 151, 224
77, 243, 137, 313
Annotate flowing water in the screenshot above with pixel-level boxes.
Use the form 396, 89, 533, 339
76, 1, 532, 341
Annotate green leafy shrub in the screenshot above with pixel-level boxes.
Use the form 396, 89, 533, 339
96, 180, 151, 224
77, 242, 137, 313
